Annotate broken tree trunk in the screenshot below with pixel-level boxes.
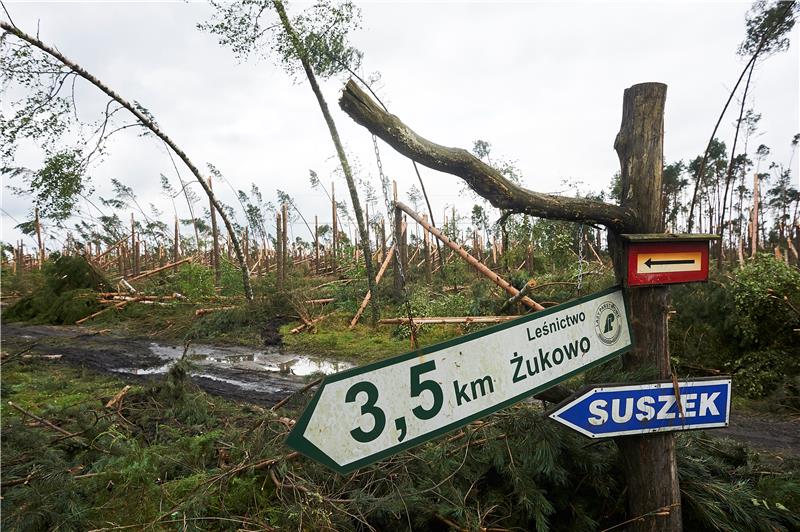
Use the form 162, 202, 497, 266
76, 298, 139, 325
379, 316, 522, 325
423, 214, 432, 283
290, 312, 332, 334
195, 306, 236, 317
610, 82, 681, 532
500, 279, 536, 312
34, 207, 44, 269
349, 244, 396, 329
276, 211, 284, 291
339, 80, 633, 231
396, 201, 543, 311
208, 176, 222, 289
128, 257, 193, 282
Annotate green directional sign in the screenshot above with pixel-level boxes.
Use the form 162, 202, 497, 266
286, 286, 633, 474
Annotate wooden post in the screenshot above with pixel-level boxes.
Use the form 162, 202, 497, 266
34, 207, 44, 269
610, 82, 681, 532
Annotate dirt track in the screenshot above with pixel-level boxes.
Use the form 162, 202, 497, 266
2, 323, 798, 456
0, 323, 347, 406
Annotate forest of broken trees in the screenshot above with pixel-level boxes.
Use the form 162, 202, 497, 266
1, 1, 800, 531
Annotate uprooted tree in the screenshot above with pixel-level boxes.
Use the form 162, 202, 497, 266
340, 79, 681, 532
0, 21, 255, 301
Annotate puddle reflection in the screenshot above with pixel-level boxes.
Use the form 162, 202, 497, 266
113, 343, 352, 381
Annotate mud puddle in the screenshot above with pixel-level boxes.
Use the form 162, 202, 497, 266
1, 323, 350, 405
113, 342, 352, 394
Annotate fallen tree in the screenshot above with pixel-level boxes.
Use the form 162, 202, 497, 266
0, 21, 254, 301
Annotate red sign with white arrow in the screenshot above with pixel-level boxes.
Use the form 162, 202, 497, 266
626, 240, 710, 287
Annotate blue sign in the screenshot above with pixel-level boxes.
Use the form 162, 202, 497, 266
549, 378, 731, 438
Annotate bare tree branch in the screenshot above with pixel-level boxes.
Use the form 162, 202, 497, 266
339, 80, 633, 232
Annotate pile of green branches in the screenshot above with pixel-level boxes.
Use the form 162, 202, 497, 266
2, 355, 798, 531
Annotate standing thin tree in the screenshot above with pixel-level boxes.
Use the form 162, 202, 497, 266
0, 21, 255, 301
201, 0, 379, 323
688, 0, 797, 233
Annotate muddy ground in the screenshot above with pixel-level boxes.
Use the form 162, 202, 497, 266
1, 323, 350, 406
2, 323, 798, 456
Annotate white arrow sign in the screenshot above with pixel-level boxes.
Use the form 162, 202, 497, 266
287, 286, 632, 473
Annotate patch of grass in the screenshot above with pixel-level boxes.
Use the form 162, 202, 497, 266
281, 310, 493, 364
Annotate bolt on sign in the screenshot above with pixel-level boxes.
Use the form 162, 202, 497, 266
622, 234, 719, 287
287, 286, 632, 474
548, 378, 731, 438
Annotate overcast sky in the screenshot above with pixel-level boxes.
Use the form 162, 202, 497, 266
1, 0, 798, 250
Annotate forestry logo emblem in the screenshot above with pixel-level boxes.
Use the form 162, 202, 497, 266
594, 301, 622, 346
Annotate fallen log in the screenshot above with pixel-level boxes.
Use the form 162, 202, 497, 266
379, 316, 522, 325
290, 312, 333, 334
76, 298, 138, 325
194, 306, 236, 317
128, 256, 193, 282
395, 202, 544, 311
304, 298, 335, 305
105, 385, 132, 409
99, 295, 176, 302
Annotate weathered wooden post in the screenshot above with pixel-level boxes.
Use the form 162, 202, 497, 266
610, 82, 681, 532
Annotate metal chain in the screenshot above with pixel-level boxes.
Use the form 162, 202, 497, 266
372, 134, 418, 347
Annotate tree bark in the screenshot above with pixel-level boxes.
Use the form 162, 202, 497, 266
272, 0, 378, 324
610, 82, 682, 532
339, 80, 634, 232
751, 174, 760, 257
0, 21, 254, 301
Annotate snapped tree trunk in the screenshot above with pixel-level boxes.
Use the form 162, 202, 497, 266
339, 80, 633, 231
0, 21, 254, 301
610, 82, 682, 532
208, 176, 222, 289
272, 0, 378, 324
